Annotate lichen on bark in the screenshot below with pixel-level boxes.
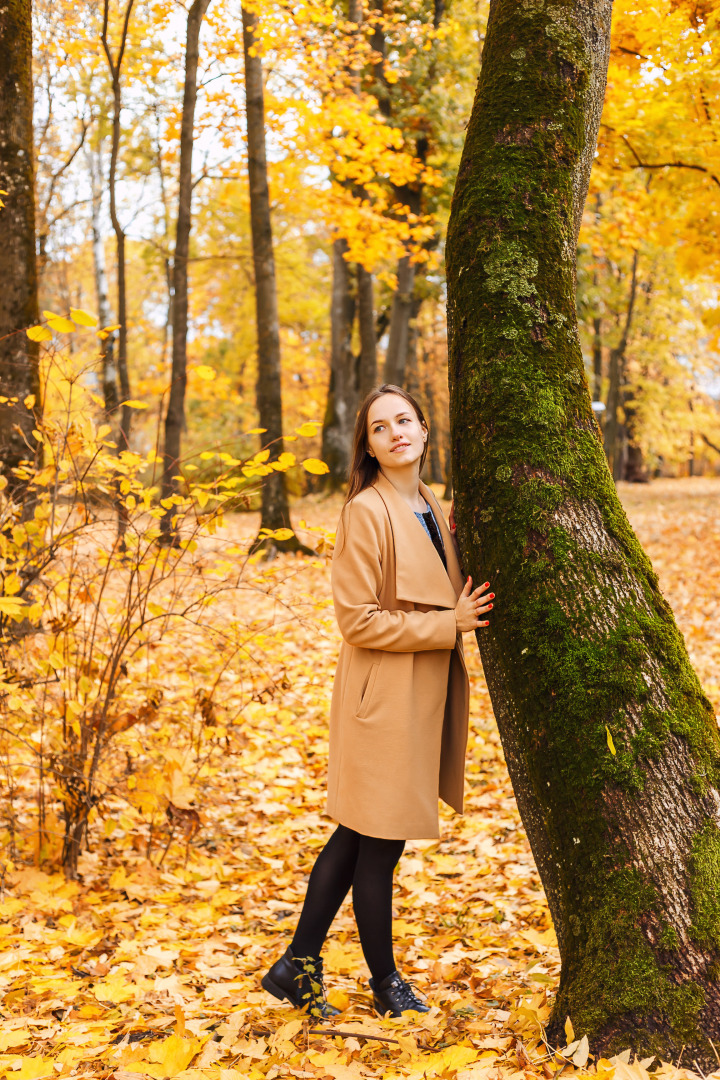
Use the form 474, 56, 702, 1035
447, 0, 720, 1063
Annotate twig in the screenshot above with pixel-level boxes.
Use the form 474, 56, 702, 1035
708, 1037, 720, 1069
308, 1027, 399, 1044
693, 1059, 707, 1080
676, 1044, 686, 1069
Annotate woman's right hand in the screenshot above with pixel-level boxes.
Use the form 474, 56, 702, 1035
455, 576, 494, 633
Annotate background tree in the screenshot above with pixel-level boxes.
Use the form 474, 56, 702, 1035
0, 0, 41, 489
160, 0, 211, 541
447, 0, 720, 1064
242, 3, 305, 550
101, 0, 135, 452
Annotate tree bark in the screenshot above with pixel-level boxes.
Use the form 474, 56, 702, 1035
160, 0, 211, 541
592, 314, 602, 401
102, 0, 135, 456
242, 6, 303, 551
88, 146, 119, 415
384, 254, 416, 386
604, 251, 638, 480
0, 0, 41, 489
356, 263, 377, 399
321, 238, 357, 491
447, 0, 720, 1064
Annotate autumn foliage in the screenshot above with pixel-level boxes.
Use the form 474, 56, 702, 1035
0, 0, 718, 1073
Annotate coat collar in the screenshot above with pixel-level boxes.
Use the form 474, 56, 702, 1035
372, 471, 464, 609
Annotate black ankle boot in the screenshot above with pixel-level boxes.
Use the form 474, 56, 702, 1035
261, 946, 340, 1019
369, 970, 430, 1017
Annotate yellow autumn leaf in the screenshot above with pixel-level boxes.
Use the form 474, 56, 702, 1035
564, 1015, 575, 1042
606, 726, 617, 756
120, 400, 149, 410
296, 421, 321, 436
148, 1032, 203, 1074
254, 449, 270, 463
262, 528, 293, 541
97, 323, 120, 339
0, 597, 25, 615
26, 325, 52, 342
23, 394, 35, 409
43, 310, 75, 332
0, 1029, 31, 1051
194, 364, 216, 382
302, 457, 329, 475
12, 1058, 55, 1080
247, 426, 267, 433
70, 307, 98, 327
93, 973, 137, 1003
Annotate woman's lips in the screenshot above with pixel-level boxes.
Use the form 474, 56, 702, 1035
391, 443, 410, 452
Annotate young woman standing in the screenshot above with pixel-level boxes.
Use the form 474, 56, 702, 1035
262, 385, 494, 1018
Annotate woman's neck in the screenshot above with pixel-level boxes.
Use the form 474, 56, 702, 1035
379, 467, 426, 512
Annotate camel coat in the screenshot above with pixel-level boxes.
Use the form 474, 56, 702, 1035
326, 472, 470, 840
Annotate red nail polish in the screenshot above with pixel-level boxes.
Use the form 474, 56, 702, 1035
489, 593, 495, 599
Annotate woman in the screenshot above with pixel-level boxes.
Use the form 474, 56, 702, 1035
262, 385, 493, 1019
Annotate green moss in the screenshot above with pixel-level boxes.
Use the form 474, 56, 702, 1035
555, 868, 705, 1054
658, 923, 680, 951
689, 822, 720, 951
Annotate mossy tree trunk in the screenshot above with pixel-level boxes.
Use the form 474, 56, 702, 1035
0, 0, 41, 491
447, 0, 720, 1064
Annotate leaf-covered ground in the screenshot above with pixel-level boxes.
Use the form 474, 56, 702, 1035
1, 478, 719, 1080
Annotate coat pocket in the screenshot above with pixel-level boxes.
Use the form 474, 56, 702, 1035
356, 662, 380, 719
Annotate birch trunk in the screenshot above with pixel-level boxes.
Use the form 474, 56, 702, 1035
88, 147, 119, 414
102, 0, 135, 455
447, 0, 720, 1063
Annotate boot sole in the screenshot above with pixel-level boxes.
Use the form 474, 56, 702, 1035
261, 973, 292, 1004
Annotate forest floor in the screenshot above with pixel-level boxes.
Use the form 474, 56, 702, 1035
0, 478, 719, 1080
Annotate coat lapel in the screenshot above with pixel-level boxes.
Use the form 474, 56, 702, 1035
372, 472, 460, 609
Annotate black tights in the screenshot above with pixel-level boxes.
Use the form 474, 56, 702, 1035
290, 824, 405, 983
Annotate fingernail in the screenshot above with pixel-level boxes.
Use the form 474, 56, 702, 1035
483, 582, 490, 589
487, 603, 493, 609
489, 593, 495, 599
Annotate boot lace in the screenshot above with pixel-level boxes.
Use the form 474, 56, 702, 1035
394, 977, 425, 1010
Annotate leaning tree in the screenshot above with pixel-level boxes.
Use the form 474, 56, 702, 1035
447, 0, 720, 1065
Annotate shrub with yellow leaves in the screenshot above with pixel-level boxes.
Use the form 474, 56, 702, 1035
0, 330, 330, 881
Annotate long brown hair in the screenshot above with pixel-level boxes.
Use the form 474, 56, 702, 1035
344, 384, 430, 505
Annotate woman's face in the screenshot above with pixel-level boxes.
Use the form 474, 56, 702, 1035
366, 393, 427, 473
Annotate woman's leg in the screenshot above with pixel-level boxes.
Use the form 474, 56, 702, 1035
290, 824, 361, 961
352, 834, 405, 983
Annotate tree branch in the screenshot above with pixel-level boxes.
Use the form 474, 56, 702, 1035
622, 135, 720, 190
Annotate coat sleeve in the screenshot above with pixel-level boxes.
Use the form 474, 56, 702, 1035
331, 497, 458, 652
